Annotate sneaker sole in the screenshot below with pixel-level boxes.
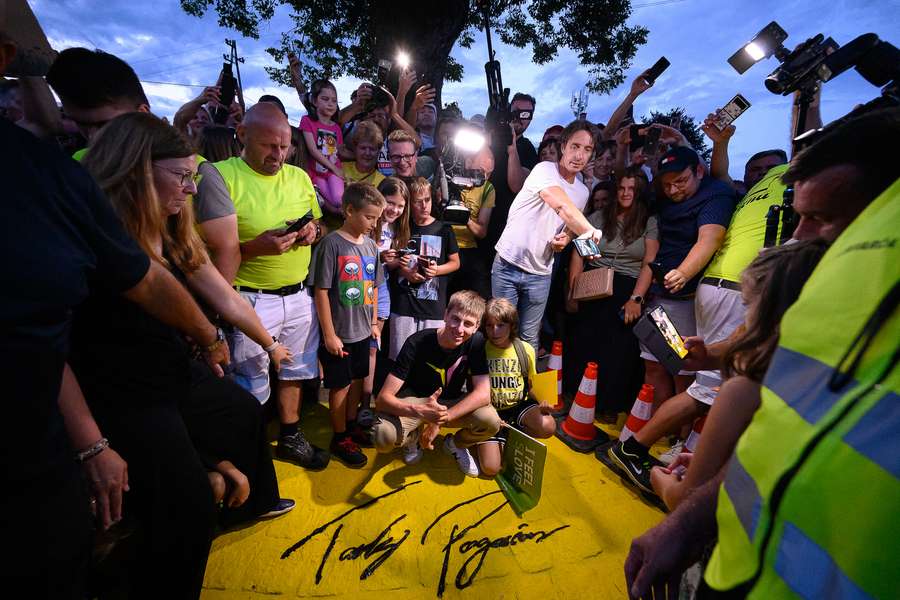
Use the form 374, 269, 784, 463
607, 448, 654, 495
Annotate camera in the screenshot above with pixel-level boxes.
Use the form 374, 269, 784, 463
435, 127, 488, 225
212, 63, 237, 125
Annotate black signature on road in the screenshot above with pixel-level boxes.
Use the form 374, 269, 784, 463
281, 481, 569, 596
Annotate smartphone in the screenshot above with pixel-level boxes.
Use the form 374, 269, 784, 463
644, 57, 670, 84
670, 113, 683, 131
629, 123, 647, 152
643, 126, 662, 158
573, 237, 601, 257
213, 63, 237, 124
284, 210, 314, 234
649, 261, 667, 286
713, 94, 751, 131
649, 306, 688, 358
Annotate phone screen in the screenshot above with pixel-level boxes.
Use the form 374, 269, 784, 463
573, 237, 600, 257
714, 94, 751, 131
649, 307, 688, 358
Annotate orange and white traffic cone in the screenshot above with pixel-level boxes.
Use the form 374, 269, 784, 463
619, 384, 655, 442
684, 416, 706, 452
547, 340, 564, 412
561, 362, 598, 441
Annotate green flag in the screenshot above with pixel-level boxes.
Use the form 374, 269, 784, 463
496, 426, 547, 515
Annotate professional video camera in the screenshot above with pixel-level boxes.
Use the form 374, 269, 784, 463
730, 22, 900, 245
479, 1, 513, 150
435, 127, 487, 225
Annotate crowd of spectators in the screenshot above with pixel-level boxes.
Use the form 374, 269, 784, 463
2, 8, 898, 600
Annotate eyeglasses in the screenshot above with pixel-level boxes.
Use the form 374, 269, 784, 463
389, 153, 417, 163
154, 164, 200, 187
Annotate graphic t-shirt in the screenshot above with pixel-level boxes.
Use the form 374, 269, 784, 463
485, 340, 537, 411
704, 164, 789, 283
377, 139, 393, 176
343, 161, 385, 187
313, 231, 383, 343
392, 330, 489, 401
452, 181, 496, 249
389, 219, 459, 320
653, 176, 737, 297
300, 115, 343, 177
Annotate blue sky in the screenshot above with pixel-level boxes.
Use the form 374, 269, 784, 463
30, 0, 899, 178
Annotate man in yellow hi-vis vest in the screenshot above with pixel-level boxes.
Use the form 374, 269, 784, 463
624, 107, 900, 599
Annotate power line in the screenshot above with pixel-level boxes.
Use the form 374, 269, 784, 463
140, 80, 207, 88
129, 42, 220, 65
632, 0, 688, 8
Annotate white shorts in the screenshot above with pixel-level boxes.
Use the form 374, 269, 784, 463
640, 295, 697, 376
228, 288, 320, 403
686, 283, 746, 405
388, 314, 444, 361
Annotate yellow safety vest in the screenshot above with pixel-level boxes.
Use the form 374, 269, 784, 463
705, 177, 900, 598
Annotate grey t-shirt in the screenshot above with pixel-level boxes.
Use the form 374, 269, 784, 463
195, 161, 236, 222
313, 231, 384, 343
586, 211, 658, 279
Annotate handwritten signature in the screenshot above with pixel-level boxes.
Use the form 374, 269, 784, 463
281, 481, 569, 596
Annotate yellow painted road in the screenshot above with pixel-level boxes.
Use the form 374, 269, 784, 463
202, 401, 664, 599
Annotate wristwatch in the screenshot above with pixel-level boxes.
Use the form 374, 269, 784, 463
630, 295, 644, 304
202, 327, 225, 353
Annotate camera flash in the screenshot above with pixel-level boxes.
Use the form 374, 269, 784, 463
396, 51, 410, 69
744, 42, 766, 61
453, 129, 486, 153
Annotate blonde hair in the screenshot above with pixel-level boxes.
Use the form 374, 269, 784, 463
387, 128, 420, 151
344, 182, 386, 244
83, 112, 207, 273
484, 297, 520, 340
407, 176, 431, 201
353, 119, 384, 148
446, 291, 486, 324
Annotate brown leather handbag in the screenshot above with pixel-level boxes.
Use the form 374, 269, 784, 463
572, 253, 616, 301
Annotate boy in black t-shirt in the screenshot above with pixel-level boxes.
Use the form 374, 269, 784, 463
314, 183, 385, 467
374, 291, 500, 477
387, 177, 460, 360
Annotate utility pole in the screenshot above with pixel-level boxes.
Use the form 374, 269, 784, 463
224, 39, 246, 110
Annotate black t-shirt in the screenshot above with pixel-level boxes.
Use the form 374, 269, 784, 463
0, 120, 150, 482
388, 219, 459, 320
391, 330, 488, 400
486, 136, 539, 252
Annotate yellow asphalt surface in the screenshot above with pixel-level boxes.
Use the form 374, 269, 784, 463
202, 398, 665, 599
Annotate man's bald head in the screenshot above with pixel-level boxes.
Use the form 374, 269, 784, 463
238, 102, 292, 175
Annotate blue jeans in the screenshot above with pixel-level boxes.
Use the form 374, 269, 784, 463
491, 256, 552, 351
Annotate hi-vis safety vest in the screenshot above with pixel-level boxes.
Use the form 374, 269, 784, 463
704, 177, 900, 599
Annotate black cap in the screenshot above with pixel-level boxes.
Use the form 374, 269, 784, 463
657, 146, 700, 176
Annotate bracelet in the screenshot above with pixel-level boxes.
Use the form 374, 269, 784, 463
76, 437, 109, 463
202, 327, 225, 353
263, 338, 280, 353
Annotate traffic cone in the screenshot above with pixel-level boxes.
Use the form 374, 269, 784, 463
684, 416, 706, 452
555, 362, 608, 452
619, 384, 655, 442
547, 340, 564, 412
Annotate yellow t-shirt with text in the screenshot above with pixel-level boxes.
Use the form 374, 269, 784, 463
486, 340, 536, 411
343, 161, 385, 187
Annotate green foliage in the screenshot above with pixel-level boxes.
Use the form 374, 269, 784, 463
442, 101, 463, 119
641, 107, 712, 162
180, 0, 647, 95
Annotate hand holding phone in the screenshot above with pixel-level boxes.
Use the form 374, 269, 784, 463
644, 57, 670, 84
573, 237, 601, 258
283, 210, 314, 235
712, 94, 751, 131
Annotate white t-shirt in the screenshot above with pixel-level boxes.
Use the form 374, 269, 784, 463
495, 161, 589, 275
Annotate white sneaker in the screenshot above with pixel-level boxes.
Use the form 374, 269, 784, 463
658, 439, 685, 466
402, 432, 423, 465
443, 435, 479, 477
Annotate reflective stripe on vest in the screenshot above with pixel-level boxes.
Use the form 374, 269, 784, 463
705, 177, 900, 599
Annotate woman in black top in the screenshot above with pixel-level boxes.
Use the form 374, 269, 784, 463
72, 113, 293, 597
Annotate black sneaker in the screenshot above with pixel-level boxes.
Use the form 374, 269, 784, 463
260, 498, 295, 519
607, 440, 654, 494
276, 431, 330, 471
348, 422, 375, 448
330, 435, 368, 468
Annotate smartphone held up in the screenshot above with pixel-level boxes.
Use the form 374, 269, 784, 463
712, 93, 751, 131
